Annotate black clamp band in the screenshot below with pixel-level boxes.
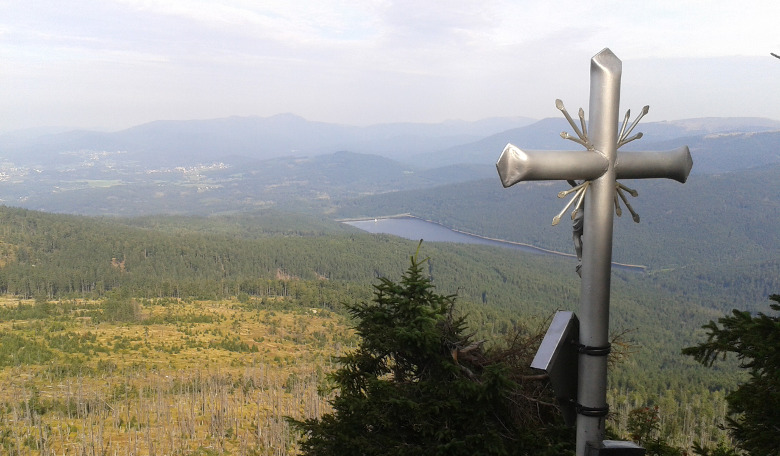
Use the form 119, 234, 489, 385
575, 403, 610, 417
577, 343, 611, 356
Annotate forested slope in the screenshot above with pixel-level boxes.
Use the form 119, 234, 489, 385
0, 206, 578, 313
0, 205, 755, 448
335, 165, 780, 312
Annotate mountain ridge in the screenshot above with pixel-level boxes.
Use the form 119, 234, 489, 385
411, 117, 780, 173
0, 114, 536, 165
3, 114, 778, 170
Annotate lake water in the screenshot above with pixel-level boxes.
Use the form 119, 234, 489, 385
342, 216, 645, 273
344, 216, 560, 255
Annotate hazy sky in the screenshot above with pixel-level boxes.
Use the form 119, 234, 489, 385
2, 0, 779, 132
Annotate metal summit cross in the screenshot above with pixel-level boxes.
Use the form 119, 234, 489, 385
496, 48, 692, 455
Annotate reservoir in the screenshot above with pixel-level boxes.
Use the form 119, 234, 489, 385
342, 215, 645, 273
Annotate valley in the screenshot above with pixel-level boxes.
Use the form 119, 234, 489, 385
0, 114, 777, 453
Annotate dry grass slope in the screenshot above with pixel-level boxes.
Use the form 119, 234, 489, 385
0, 296, 355, 456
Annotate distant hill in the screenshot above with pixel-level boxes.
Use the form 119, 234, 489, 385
412, 117, 780, 173
3, 114, 778, 174
7, 150, 495, 216
0, 114, 535, 166
637, 131, 780, 174
0, 114, 778, 217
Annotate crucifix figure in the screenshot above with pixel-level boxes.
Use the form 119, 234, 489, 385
567, 179, 585, 276
496, 48, 692, 455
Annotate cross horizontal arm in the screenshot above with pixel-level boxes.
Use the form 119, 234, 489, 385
496, 143, 609, 188
614, 146, 693, 183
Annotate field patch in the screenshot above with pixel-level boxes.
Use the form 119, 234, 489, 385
0, 296, 354, 455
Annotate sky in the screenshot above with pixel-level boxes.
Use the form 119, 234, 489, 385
2, 0, 780, 132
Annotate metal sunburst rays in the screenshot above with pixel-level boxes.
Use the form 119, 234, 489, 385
552, 99, 648, 226
552, 180, 589, 226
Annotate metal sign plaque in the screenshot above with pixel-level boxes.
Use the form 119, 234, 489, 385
531, 311, 579, 426
587, 440, 647, 455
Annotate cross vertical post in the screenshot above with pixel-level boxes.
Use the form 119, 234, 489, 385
496, 48, 692, 455
575, 49, 621, 455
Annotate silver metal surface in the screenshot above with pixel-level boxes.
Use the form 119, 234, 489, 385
587, 440, 647, 455
577, 48, 621, 455
495, 48, 692, 456
497, 145, 608, 186
531, 311, 579, 426
614, 146, 693, 183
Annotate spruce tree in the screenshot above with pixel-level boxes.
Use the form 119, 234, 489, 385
293, 246, 572, 455
683, 295, 780, 456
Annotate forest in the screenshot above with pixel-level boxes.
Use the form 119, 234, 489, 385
0, 203, 769, 454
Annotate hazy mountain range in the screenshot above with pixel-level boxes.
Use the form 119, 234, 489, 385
0, 114, 534, 167
411, 116, 780, 172
0, 114, 778, 216
2, 114, 779, 171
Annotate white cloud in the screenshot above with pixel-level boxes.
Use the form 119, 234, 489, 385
1, 0, 779, 131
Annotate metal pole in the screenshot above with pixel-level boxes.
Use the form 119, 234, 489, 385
576, 49, 621, 456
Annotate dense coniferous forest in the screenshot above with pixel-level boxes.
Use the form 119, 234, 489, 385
0, 204, 764, 452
